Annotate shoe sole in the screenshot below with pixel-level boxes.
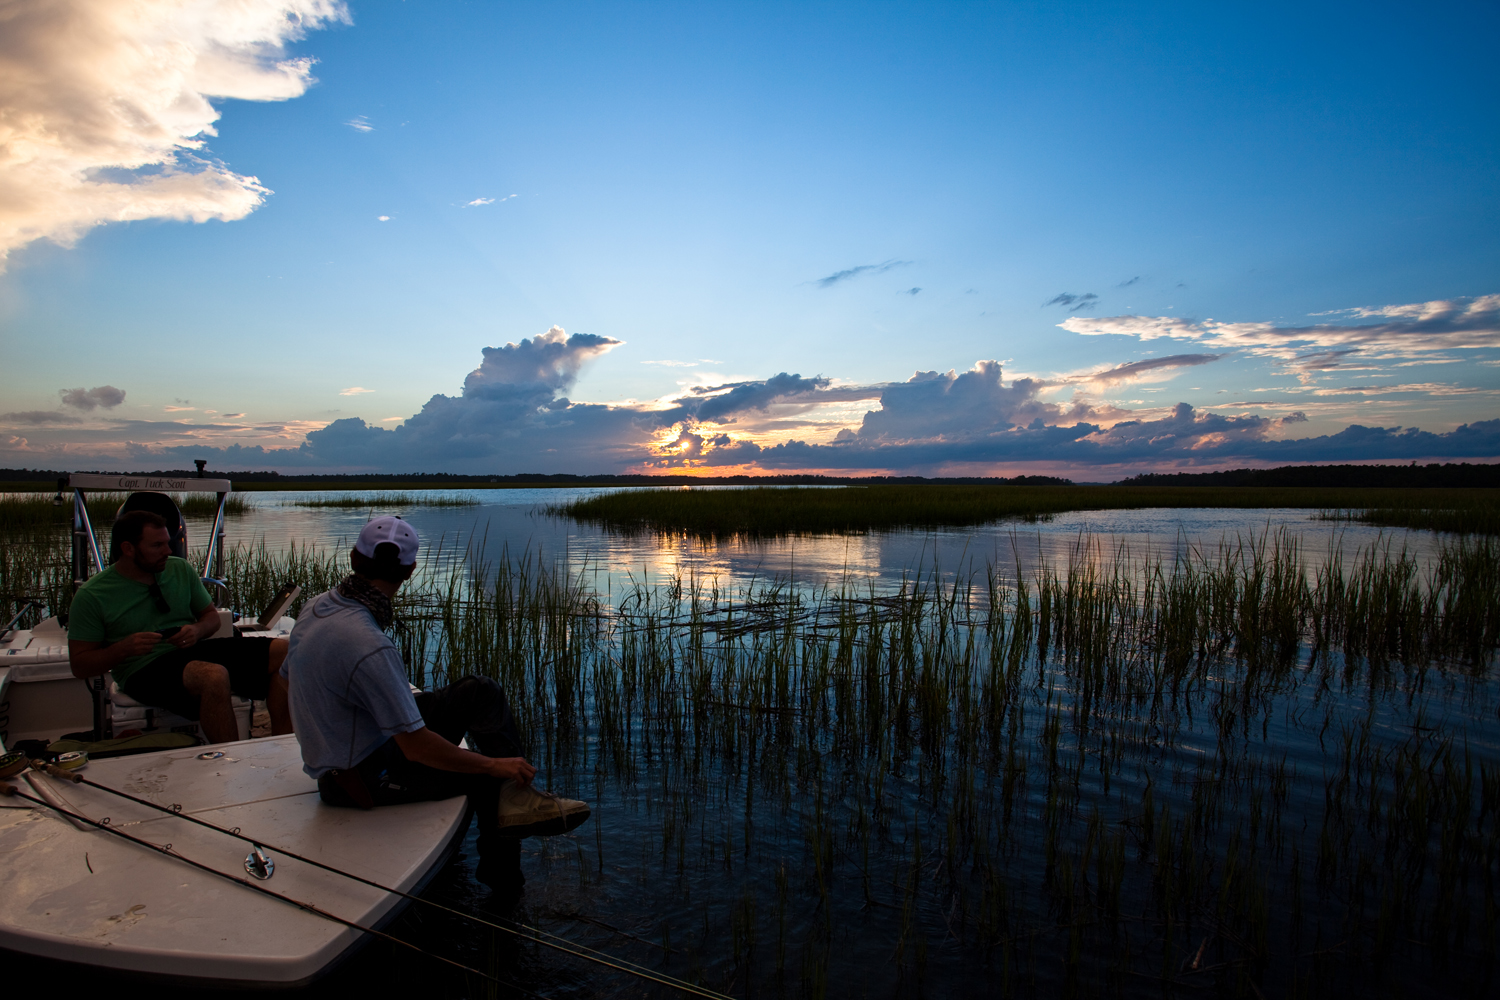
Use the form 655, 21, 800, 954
496, 806, 591, 838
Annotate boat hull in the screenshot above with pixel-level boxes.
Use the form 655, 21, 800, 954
0, 735, 470, 986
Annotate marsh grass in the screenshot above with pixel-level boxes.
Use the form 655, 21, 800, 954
366, 527, 1498, 997
557, 484, 1500, 539
284, 492, 480, 509
1317, 503, 1500, 535
0, 491, 248, 532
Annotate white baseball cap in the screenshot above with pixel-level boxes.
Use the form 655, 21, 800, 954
354, 515, 420, 565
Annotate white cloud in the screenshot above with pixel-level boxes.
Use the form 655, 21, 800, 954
377, 215, 391, 222
339, 386, 373, 395
0, 0, 347, 270
466, 197, 495, 206
1061, 295, 1500, 361
1310, 382, 1493, 397
345, 115, 373, 132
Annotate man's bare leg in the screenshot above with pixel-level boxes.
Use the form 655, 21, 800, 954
266, 638, 293, 735
183, 660, 238, 744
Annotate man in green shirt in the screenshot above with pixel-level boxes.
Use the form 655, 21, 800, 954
67, 510, 292, 744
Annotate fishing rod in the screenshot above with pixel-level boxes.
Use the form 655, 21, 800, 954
0, 777, 547, 998
19, 762, 733, 1000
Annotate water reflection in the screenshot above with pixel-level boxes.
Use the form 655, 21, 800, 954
208, 488, 1449, 595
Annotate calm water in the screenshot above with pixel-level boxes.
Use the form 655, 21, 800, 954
217, 487, 1449, 597
58, 492, 1497, 998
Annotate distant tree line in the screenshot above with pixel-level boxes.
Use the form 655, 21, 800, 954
1115, 463, 1500, 488
3, 463, 1494, 488
0, 468, 1074, 487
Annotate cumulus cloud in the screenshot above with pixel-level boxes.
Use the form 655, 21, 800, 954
10, 329, 1497, 476
59, 385, 126, 410
1061, 295, 1500, 360
464, 325, 621, 397
815, 259, 909, 287
0, 0, 347, 269
665, 374, 884, 427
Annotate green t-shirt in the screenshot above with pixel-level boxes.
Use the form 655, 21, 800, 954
67, 556, 213, 686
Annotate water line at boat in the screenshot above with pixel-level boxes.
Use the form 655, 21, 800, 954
12, 763, 734, 1000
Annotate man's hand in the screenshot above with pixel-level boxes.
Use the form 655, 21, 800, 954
487, 756, 537, 786
69, 631, 165, 679
394, 726, 538, 782
166, 622, 201, 649
119, 631, 166, 657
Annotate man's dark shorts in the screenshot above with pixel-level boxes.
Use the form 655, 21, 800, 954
119, 638, 275, 720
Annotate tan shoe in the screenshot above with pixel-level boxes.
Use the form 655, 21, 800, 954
495, 780, 591, 837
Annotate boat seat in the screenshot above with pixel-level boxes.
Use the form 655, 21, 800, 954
110, 491, 188, 563
105, 675, 253, 743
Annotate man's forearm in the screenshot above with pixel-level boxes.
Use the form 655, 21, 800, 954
69, 642, 129, 678
191, 603, 220, 640
394, 726, 496, 773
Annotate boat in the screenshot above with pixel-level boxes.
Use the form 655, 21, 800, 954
0, 474, 470, 986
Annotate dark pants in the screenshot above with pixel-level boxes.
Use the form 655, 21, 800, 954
317, 675, 525, 881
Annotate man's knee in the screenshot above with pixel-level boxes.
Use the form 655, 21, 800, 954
181, 659, 231, 696
268, 637, 288, 672
451, 674, 504, 701
450, 675, 513, 715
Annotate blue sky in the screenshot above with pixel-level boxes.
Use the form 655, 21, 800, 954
1, 0, 1496, 476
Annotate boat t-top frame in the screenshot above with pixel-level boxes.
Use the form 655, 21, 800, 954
64, 472, 233, 595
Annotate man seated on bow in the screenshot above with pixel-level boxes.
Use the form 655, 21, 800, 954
281, 515, 589, 891
68, 510, 292, 744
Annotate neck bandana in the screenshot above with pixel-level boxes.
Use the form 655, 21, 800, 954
338, 574, 394, 631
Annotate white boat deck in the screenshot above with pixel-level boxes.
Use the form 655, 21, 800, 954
0, 735, 469, 986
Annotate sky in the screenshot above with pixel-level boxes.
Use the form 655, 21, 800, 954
1, 0, 1497, 478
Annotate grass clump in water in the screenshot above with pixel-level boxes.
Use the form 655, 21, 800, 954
557, 483, 1500, 539
1316, 503, 1500, 535
286, 491, 480, 509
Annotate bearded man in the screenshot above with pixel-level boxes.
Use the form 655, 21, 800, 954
68, 509, 292, 743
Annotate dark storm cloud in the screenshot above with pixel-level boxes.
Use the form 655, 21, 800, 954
1, 410, 82, 425
59, 385, 126, 410
24, 313, 1498, 475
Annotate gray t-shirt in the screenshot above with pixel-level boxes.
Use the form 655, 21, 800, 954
280, 588, 424, 779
